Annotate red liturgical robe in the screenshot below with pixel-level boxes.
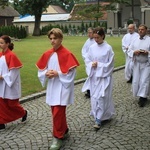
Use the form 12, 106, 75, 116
36, 45, 79, 74
0, 49, 23, 69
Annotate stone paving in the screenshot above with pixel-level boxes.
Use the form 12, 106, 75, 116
1, 69, 150, 150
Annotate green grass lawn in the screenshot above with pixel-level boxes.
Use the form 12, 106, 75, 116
12, 35, 124, 97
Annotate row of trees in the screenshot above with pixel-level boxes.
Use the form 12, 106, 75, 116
1, 0, 131, 36
41, 21, 107, 35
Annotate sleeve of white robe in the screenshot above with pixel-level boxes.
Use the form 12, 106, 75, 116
122, 35, 128, 53
81, 40, 89, 60
38, 69, 48, 87
96, 49, 114, 77
2, 69, 19, 87
127, 40, 135, 58
84, 47, 94, 77
58, 68, 76, 89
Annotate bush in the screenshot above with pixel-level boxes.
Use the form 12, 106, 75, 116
0, 25, 27, 39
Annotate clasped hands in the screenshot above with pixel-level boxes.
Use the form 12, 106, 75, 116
134, 49, 148, 55
45, 70, 58, 79
92, 61, 97, 68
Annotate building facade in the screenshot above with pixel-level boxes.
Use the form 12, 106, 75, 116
107, 0, 150, 29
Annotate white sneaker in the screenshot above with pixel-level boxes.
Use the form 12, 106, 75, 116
93, 123, 101, 129
50, 137, 62, 150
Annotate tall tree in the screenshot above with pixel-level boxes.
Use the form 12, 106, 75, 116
13, 0, 81, 36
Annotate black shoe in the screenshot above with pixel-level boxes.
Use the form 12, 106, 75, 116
138, 97, 147, 107
0, 124, 5, 130
21, 110, 27, 122
85, 93, 90, 98
127, 76, 132, 83
85, 90, 90, 98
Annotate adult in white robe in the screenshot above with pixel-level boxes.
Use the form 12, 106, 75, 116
82, 27, 115, 129
122, 24, 139, 82
128, 24, 150, 107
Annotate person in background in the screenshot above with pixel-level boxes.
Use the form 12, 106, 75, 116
81, 27, 96, 98
36, 28, 79, 150
128, 24, 150, 107
82, 27, 115, 129
122, 24, 139, 83
0, 35, 27, 130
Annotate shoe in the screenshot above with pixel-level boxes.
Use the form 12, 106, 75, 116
50, 137, 62, 150
21, 110, 27, 122
63, 128, 69, 139
84, 90, 90, 98
127, 76, 132, 83
138, 97, 147, 107
0, 124, 5, 130
85, 93, 90, 98
93, 123, 101, 129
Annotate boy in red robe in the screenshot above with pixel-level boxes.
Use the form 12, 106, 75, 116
36, 28, 79, 150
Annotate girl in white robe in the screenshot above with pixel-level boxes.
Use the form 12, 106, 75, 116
82, 27, 115, 129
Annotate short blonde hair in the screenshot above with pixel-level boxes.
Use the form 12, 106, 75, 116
47, 28, 63, 39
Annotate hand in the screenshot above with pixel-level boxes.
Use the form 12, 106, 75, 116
0, 75, 3, 80
126, 47, 128, 51
139, 49, 148, 55
134, 50, 141, 55
45, 70, 58, 79
134, 50, 148, 55
92, 62, 97, 68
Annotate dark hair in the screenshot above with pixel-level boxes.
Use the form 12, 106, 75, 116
0, 35, 14, 50
139, 24, 147, 30
93, 27, 105, 40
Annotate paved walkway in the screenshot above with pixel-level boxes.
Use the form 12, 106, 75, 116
1, 69, 150, 150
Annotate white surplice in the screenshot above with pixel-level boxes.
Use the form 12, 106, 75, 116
82, 42, 115, 121
122, 32, 139, 80
0, 56, 21, 99
81, 38, 96, 61
128, 35, 150, 98
38, 52, 76, 106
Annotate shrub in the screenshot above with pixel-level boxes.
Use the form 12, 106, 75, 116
0, 25, 27, 39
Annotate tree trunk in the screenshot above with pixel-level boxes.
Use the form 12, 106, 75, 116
32, 14, 42, 36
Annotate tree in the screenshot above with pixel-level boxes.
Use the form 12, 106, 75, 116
76, 0, 131, 26
12, 0, 82, 36
13, 0, 50, 36
0, 0, 8, 6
